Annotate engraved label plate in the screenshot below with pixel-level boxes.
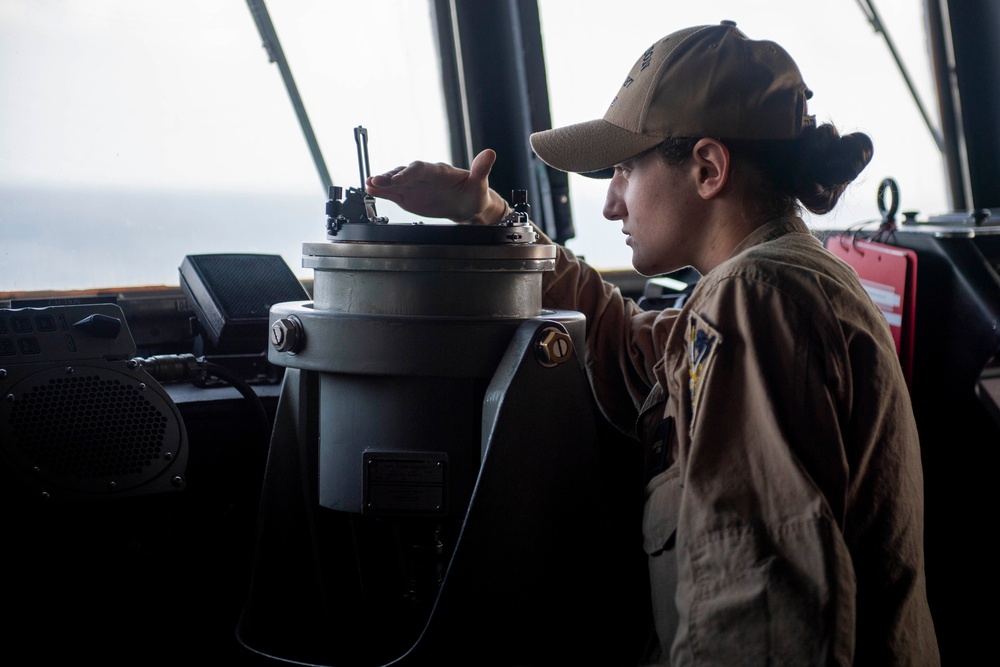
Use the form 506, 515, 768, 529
362, 451, 447, 515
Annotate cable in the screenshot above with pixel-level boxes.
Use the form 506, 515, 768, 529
200, 361, 273, 449
134, 353, 272, 452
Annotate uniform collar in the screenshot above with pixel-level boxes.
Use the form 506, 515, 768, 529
728, 216, 809, 259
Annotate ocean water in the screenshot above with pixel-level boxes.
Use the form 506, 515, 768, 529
0, 185, 354, 293
0, 183, 642, 295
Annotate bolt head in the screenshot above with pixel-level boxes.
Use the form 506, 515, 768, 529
271, 317, 303, 353
536, 328, 573, 366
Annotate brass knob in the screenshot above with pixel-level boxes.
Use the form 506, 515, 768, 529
536, 327, 573, 367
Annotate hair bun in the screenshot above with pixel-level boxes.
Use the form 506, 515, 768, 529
818, 131, 874, 186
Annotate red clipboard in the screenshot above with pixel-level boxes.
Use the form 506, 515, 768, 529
825, 235, 918, 389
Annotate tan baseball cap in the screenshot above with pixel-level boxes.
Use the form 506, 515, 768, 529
529, 21, 815, 177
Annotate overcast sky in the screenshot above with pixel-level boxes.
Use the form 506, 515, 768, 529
1, 0, 949, 288
0, 1, 452, 195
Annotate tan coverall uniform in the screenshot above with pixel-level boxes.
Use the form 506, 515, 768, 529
541, 217, 940, 665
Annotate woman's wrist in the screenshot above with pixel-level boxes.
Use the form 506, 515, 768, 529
460, 189, 509, 225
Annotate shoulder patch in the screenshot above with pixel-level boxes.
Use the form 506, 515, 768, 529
688, 312, 721, 424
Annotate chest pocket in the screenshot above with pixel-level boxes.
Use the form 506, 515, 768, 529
642, 414, 679, 554
642, 458, 682, 658
643, 462, 681, 556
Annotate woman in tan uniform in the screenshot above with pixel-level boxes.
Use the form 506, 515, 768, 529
366, 20, 939, 666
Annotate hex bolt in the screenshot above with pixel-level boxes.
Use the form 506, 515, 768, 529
271, 316, 304, 353
536, 327, 574, 367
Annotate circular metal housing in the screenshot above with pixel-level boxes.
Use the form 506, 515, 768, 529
271, 222, 568, 515
303, 224, 556, 318
326, 221, 538, 245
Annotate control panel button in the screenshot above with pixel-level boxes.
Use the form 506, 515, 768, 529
11, 316, 32, 334
73, 313, 123, 339
35, 315, 57, 332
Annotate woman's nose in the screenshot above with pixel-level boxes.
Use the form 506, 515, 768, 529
603, 178, 626, 221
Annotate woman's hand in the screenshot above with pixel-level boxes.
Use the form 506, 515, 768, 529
365, 149, 509, 225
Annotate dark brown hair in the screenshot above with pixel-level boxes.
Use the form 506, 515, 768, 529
654, 124, 874, 218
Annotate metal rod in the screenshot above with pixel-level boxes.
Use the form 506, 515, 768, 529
354, 126, 370, 192
246, 0, 334, 194
855, 0, 945, 152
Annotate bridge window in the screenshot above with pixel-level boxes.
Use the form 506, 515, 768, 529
1, 1, 451, 293
538, 1, 947, 270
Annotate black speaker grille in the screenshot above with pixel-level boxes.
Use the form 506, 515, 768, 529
195, 254, 308, 320
4, 370, 177, 491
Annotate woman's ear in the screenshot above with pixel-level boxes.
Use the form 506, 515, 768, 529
692, 138, 730, 200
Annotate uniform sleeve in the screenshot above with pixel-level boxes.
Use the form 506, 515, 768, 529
540, 236, 677, 437
669, 274, 857, 666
